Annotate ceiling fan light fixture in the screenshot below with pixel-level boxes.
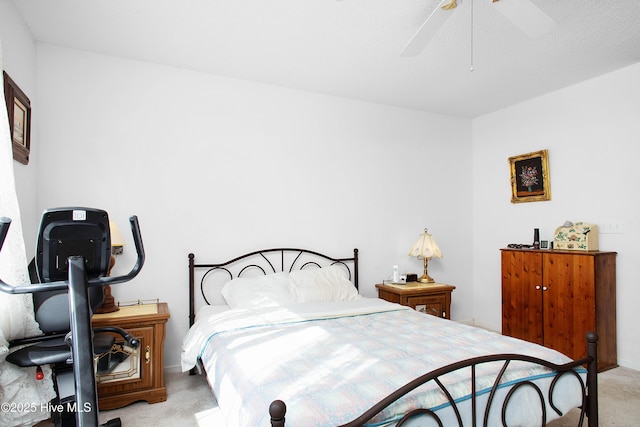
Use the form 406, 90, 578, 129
441, 0, 458, 11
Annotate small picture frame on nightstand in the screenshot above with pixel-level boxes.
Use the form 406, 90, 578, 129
540, 240, 549, 249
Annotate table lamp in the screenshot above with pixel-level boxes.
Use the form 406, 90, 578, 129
408, 228, 443, 283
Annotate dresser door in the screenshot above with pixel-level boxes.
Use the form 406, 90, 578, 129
542, 252, 596, 360
501, 250, 544, 344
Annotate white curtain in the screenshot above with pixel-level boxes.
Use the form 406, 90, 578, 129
0, 45, 55, 426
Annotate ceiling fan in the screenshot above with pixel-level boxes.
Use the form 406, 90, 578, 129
400, 0, 558, 57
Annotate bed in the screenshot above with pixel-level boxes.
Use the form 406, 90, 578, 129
182, 248, 598, 427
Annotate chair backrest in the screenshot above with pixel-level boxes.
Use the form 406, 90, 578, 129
31, 208, 111, 334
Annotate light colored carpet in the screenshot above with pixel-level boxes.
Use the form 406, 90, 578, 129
98, 372, 221, 426
36, 372, 221, 427
548, 366, 640, 427
60, 366, 640, 426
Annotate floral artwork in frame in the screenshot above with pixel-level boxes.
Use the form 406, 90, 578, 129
508, 149, 551, 203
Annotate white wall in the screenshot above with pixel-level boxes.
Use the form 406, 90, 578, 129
472, 63, 640, 369
0, 0, 39, 253
35, 44, 473, 369
6, 5, 636, 371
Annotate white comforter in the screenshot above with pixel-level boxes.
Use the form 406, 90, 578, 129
182, 298, 584, 426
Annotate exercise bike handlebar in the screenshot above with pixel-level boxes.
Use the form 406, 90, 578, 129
0, 215, 145, 294
100, 215, 145, 286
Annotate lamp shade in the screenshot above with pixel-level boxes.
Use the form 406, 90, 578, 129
109, 221, 125, 248
408, 228, 443, 259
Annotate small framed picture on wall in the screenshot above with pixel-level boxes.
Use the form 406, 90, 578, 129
3, 71, 31, 165
508, 149, 551, 203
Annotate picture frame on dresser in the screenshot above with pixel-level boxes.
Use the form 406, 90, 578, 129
2, 71, 31, 165
508, 149, 551, 203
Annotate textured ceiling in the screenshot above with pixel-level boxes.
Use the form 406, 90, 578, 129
9, 0, 640, 117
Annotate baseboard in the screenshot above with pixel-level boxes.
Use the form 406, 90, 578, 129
471, 320, 500, 333
453, 318, 475, 326
454, 318, 500, 333
616, 357, 640, 371
164, 364, 184, 374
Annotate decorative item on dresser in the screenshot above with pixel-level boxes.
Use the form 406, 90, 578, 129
554, 221, 599, 251
501, 248, 617, 372
375, 281, 455, 319
92, 302, 170, 410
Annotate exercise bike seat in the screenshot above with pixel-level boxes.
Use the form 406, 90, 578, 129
7, 333, 116, 367
7, 256, 138, 372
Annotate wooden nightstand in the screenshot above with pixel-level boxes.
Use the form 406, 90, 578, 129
92, 302, 170, 410
376, 282, 455, 319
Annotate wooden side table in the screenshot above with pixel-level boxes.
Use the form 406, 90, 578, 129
92, 302, 170, 410
376, 282, 455, 319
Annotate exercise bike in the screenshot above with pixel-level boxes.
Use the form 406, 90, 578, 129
0, 207, 145, 427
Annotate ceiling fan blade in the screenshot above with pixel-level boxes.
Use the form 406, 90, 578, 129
491, 0, 557, 38
400, 0, 457, 57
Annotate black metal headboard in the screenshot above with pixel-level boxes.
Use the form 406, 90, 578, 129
188, 248, 359, 327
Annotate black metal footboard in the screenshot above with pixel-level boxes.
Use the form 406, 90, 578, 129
269, 332, 598, 427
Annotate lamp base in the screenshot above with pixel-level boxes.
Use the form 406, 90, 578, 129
418, 274, 435, 284
419, 257, 435, 283
95, 285, 120, 313
95, 255, 120, 313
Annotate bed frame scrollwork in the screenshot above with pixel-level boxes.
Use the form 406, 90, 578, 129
188, 247, 359, 328
269, 332, 598, 427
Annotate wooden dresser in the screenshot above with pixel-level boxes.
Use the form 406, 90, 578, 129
501, 249, 616, 371
376, 282, 455, 319
92, 302, 170, 409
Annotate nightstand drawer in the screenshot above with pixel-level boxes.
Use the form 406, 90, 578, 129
406, 295, 447, 318
375, 282, 455, 319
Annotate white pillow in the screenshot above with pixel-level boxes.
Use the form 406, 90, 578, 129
289, 265, 359, 303
220, 272, 297, 309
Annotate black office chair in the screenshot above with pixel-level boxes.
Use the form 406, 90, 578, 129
0, 207, 145, 427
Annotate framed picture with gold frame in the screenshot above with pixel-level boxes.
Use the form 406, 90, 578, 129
508, 149, 551, 203
3, 71, 31, 165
